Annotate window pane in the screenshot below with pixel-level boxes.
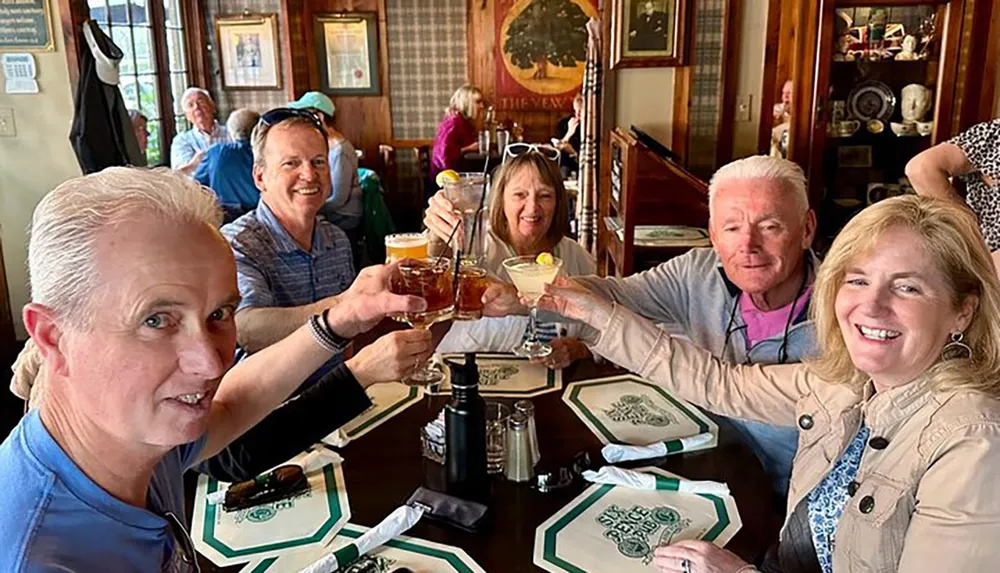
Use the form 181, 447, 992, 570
108, 0, 129, 24
146, 119, 161, 165
165, 0, 184, 28
130, 0, 151, 26
167, 28, 186, 72
175, 115, 190, 134
170, 72, 187, 116
111, 26, 135, 75
119, 75, 140, 110
89, 0, 110, 25
137, 75, 160, 120
133, 27, 155, 74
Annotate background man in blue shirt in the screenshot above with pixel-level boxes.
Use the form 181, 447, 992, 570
194, 108, 261, 223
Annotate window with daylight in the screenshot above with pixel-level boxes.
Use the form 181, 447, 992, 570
87, 0, 191, 165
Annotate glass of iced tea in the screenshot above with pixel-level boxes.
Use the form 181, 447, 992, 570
385, 233, 429, 263
390, 258, 455, 385
454, 263, 489, 320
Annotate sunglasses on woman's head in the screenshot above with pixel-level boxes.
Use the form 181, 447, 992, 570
503, 142, 561, 163
258, 107, 326, 137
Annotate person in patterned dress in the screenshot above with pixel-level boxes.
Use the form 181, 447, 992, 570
906, 119, 1000, 270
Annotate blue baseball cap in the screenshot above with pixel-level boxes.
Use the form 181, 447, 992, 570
288, 91, 335, 118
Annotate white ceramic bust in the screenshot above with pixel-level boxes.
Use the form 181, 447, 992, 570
895, 35, 918, 60
901, 84, 932, 123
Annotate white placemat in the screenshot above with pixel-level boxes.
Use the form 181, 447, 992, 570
534, 467, 742, 572
426, 353, 563, 398
238, 523, 488, 572
191, 449, 351, 567
562, 374, 718, 450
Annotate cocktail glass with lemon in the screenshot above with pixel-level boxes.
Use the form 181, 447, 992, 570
502, 253, 563, 358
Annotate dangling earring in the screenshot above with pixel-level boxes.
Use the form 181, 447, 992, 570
941, 331, 973, 360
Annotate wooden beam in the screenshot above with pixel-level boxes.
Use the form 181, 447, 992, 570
957, 0, 997, 130
715, 0, 741, 166
55, 0, 89, 92
756, 0, 782, 153
182, 0, 210, 90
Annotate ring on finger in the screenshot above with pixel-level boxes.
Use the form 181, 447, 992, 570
680, 558, 691, 573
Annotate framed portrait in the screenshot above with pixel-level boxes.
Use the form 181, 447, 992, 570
611, 0, 690, 68
215, 14, 281, 90
314, 12, 381, 96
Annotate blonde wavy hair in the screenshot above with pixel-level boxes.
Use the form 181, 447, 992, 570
809, 195, 1000, 396
446, 85, 484, 120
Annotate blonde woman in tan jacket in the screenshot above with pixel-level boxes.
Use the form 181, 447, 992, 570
535, 195, 1000, 573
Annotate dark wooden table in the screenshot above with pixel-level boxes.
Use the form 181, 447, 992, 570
190, 357, 782, 572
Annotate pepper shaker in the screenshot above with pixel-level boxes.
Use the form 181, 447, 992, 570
504, 412, 534, 482
514, 399, 540, 466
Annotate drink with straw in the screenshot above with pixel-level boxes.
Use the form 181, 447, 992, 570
389, 259, 455, 385
502, 253, 563, 358
385, 233, 429, 263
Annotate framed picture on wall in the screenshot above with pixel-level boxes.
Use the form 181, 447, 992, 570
215, 14, 281, 90
314, 12, 381, 96
610, 0, 690, 68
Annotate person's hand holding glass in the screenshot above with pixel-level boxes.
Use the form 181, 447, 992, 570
502, 254, 564, 358
388, 258, 455, 386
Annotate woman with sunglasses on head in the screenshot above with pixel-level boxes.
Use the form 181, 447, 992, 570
535, 195, 1000, 573
424, 146, 596, 369
431, 85, 486, 183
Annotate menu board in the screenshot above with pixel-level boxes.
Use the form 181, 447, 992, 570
0, 0, 53, 51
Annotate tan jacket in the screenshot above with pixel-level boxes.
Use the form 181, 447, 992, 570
591, 303, 1000, 573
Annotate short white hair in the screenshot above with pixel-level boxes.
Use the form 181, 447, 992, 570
181, 87, 213, 108
708, 155, 809, 217
28, 167, 222, 329
227, 108, 260, 141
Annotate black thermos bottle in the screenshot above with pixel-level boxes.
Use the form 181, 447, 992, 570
445, 353, 487, 501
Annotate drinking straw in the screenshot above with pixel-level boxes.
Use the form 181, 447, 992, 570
447, 156, 491, 297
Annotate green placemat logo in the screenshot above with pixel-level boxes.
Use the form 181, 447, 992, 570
479, 364, 519, 386
604, 394, 679, 427
234, 492, 311, 524
596, 504, 691, 564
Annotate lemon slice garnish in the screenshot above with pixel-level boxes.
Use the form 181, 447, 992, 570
435, 169, 461, 188
535, 252, 554, 266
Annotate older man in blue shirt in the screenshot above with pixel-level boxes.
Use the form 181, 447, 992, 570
194, 108, 260, 223
171, 87, 228, 174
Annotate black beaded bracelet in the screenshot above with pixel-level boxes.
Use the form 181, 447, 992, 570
307, 310, 350, 354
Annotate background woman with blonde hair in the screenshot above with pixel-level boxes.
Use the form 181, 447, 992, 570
535, 194, 1000, 572
430, 84, 485, 180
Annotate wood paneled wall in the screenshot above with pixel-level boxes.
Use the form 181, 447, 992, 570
282, 0, 392, 165
466, 0, 573, 143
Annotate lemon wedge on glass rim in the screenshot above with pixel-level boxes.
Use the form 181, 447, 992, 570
535, 252, 555, 266
435, 169, 461, 188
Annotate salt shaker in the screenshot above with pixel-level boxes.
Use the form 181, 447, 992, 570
504, 412, 534, 482
514, 399, 540, 467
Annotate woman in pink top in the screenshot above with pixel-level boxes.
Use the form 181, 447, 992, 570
431, 84, 485, 179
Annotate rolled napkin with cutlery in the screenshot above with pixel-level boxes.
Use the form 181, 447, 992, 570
298, 504, 426, 573
582, 466, 730, 496
206, 449, 342, 507
601, 432, 713, 463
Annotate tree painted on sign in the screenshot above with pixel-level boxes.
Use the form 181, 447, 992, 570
504, 0, 589, 80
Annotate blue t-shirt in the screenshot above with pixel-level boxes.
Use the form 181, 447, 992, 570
0, 410, 206, 572
193, 139, 260, 218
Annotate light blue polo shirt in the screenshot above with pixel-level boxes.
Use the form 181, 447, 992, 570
0, 410, 205, 572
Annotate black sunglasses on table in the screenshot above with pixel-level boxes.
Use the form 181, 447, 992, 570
258, 107, 326, 137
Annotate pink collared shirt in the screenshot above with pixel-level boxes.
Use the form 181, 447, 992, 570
739, 286, 812, 349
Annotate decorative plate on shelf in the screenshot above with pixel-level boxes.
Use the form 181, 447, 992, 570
847, 81, 896, 122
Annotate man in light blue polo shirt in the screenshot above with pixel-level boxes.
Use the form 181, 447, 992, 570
171, 87, 228, 174
222, 107, 356, 383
